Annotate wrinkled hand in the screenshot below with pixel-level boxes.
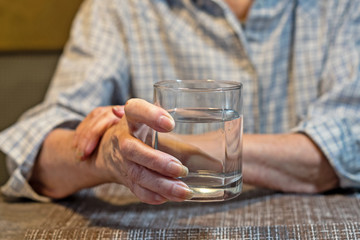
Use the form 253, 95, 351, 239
91, 99, 192, 204
73, 105, 125, 160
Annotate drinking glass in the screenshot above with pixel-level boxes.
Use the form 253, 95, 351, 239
153, 80, 243, 202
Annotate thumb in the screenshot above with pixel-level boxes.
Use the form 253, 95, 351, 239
124, 98, 175, 132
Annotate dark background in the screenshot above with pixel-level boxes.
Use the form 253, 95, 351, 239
0, 0, 83, 185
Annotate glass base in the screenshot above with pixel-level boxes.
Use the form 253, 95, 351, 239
181, 173, 242, 202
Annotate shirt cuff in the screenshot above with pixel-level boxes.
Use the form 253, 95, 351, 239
292, 115, 360, 188
0, 106, 82, 201
1, 167, 51, 202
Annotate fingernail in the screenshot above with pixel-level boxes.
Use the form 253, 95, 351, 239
113, 106, 124, 114
172, 184, 194, 200
181, 166, 189, 177
167, 161, 188, 177
85, 141, 95, 156
158, 115, 175, 131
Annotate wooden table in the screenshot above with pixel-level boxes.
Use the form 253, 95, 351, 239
1, 184, 360, 239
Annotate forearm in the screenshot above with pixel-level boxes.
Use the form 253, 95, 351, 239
242, 133, 339, 193
29, 129, 106, 199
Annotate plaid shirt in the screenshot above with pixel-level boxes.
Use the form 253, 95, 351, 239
1, 0, 359, 201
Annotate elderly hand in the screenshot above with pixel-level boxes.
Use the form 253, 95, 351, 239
89, 99, 192, 204
72, 105, 125, 160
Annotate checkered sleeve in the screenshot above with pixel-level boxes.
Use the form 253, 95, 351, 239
293, 2, 360, 188
0, 0, 129, 201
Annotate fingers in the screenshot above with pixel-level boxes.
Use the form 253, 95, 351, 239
156, 133, 223, 171
124, 98, 175, 132
132, 184, 167, 205
73, 106, 123, 160
100, 99, 193, 203
120, 137, 189, 178
126, 162, 194, 202
121, 99, 192, 203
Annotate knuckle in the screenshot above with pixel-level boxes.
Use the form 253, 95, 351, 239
91, 107, 106, 117
128, 164, 145, 183
89, 109, 97, 118
147, 155, 164, 172
153, 178, 166, 191
126, 179, 136, 193
124, 98, 142, 112
119, 138, 136, 155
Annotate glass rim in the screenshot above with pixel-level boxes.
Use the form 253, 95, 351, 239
154, 79, 242, 92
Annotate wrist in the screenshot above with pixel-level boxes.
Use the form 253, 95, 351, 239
30, 129, 109, 199
242, 133, 339, 193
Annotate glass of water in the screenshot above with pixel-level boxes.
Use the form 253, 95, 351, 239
153, 80, 243, 202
